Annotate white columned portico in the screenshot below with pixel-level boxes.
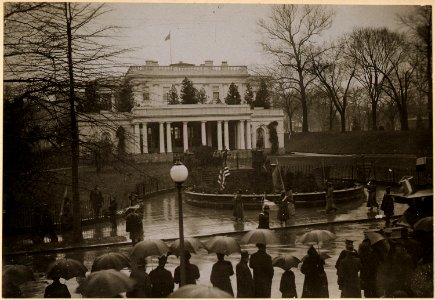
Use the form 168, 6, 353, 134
201, 121, 207, 146
183, 122, 189, 152
246, 120, 252, 150
240, 120, 245, 150
217, 121, 223, 151
142, 123, 148, 153
134, 124, 140, 154
159, 122, 165, 153
166, 122, 172, 153
224, 121, 229, 150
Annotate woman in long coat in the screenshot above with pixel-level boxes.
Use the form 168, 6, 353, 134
276, 192, 290, 226
300, 246, 329, 298
233, 190, 244, 222
210, 253, 234, 296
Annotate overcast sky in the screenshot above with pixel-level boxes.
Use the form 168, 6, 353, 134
100, 3, 416, 70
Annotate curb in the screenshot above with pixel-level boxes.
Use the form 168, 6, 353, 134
4, 215, 399, 257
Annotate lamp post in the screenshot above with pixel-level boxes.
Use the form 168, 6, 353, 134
170, 160, 188, 287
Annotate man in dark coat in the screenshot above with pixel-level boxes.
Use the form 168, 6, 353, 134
338, 251, 361, 297
210, 253, 234, 296
149, 255, 174, 298
249, 243, 274, 297
40, 204, 58, 243
258, 205, 270, 229
300, 246, 329, 298
126, 209, 144, 245
335, 239, 358, 290
233, 190, 245, 222
280, 269, 297, 298
126, 259, 152, 298
90, 185, 103, 218
236, 251, 254, 298
380, 186, 394, 226
44, 277, 71, 298
174, 251, 200, 285
358, 238, 379, 298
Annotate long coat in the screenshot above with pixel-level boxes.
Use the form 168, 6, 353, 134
381, 194, 394, 216
174, 262, 200, 285
300, 248, 329, 298
276, 197, 290, 222
210, 260, 234, 296
338, 252, 362, 298
280, 270, 297, 298
44, 281, 71, 298
126, 269, 152, 298
236, 261, 254, 298
249, 249, 274, 297
258, 212, 270, 229
149, 266, 174, 297
233, 194, 244, 220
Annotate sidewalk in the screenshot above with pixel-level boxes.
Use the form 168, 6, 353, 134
5, 186, 408, 256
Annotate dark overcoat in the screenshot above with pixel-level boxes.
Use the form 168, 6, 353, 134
149, 266, 174, 297
249, 249, 274, 297
338, 252, 362, 298
280, 270, 297, 298
236, 261, 254, 298
210, 260, 234, 296
300, 248, 329, 298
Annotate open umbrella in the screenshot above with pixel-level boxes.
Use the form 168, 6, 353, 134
77, 269, 135, 298
130, 239, 169, 260
241, 229, 278, 245
365, 231, 385, 246
3, 265, 35, 285
91, 252, 130, 272
169, 237, 205, 256
272, 255, 300, 270
413, 217, 433, 232
297, 230, 336, 245
47, 258, 87, 280
205, 236, 241, 255
169, 284, 233, 298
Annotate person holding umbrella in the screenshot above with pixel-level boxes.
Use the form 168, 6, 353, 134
149, 255, 174, 298
276, 192, 290, 226
258, 205, 270, 229
210, 253, 234, 296
126, 258, 152, 298
236, 251, 254, 298
249, 242, 274, 298
126, 208, 144, 245
300, 245, 329, 298
44, 276, 71, 298
272, 255, 300, 298
174, 250, 200, 286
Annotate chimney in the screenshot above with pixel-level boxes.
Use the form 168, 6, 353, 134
145, 60, 154, 66
221, 61, 228, 69
205, 60, 213, 67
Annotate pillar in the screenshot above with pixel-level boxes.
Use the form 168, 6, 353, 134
224, 121, 229, 150
201, 121, 206, 146
240, 120, 245, 150
246, 120, 252, 150
134, 124, 140, 154
217, 121, 223, 151
207, 123, 212, 146
252, 124, 257, 149
142, 122, 148, 154
183, 122, 188, 152
159, 122, 165, 153
166, 122, 172, 153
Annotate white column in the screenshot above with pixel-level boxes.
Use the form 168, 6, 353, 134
166, 122, 172, 153
201, 121, 207, 146
134, 124, 140, 154
246, 120, 252, 150
159, 122, 165, 153
224, 121, 229, 150
217, 121, 223, 151
183, 122, 189, 152
240, 120, 245, 150
207, 123, 212, 146
236, 122, 240, 149
142, 123, 148, 154
252, 124, 257, 149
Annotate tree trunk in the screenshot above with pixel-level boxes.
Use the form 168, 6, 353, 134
427, 40, 432, 128
329, 101, 334, 131
66, 3, 83, 243
371, 101, 378, 130
340, 111, 346, 132
300, 86, 309, 132
399, 98, 409, 131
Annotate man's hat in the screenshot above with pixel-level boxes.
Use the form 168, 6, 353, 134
263, 205, 270, 210
241, 250, 249, 258
256, 242, 266, 248
345, 239, 354, 246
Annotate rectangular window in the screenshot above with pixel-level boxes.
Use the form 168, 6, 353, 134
142, 86, 150, 101
163, 87, 170, 101
212, 86, 220, 101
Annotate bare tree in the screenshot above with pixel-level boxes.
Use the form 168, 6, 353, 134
346, 27, 402, 130
273, 80, 300, 133
309, 41, 356, 132
258, 4, 335, 132
399, 6, 432, 127
4, 3, 129, 242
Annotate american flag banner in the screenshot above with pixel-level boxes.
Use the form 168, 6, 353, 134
218, 166, 230, 190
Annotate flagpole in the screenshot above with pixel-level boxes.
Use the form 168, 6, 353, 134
169, 31, 172, 64
276, 159, 286, 191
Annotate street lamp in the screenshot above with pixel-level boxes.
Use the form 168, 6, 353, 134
170, 160, 188, 287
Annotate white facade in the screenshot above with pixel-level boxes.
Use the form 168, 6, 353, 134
78, 61, 285, 156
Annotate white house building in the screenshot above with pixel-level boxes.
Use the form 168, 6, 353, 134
78, 60, 285, 160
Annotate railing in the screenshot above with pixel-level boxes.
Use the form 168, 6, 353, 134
128, 65, 248, 74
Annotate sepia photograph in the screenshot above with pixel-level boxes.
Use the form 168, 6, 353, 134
3, 1, 433, 298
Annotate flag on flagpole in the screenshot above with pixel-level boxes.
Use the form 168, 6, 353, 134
164, 32, 171, 41
218, 166, 230, 191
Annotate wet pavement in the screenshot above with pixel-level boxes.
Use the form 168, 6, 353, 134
6, 186, 408, 298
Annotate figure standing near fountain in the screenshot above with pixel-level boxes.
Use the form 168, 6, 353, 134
233, 190, 245, 222
286, 187, 296, 217
366, 181, 379, 212
258, 205, 270, 229
325, 182, 337, 214
276, 192, 290, 226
